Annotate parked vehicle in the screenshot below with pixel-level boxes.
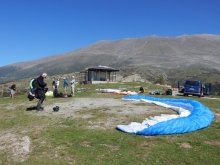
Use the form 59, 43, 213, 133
203, 83, 212, 96
178, 81, 186, 93
178, 80, 211, 97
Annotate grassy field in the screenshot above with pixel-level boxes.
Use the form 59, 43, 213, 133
0, 82, 220, 165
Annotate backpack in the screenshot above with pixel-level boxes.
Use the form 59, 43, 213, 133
27, 78, 48, 101
28, 78, 37, 101
139, 87, 145, 93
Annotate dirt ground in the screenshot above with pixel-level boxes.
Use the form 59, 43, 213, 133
1, 97, 219, 163
43, 98, 157, 117
1, 97, 162, 163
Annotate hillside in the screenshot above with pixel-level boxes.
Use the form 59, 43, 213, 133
0, 34, 220, 83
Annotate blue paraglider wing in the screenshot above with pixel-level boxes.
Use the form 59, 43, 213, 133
116, 95, 214, 136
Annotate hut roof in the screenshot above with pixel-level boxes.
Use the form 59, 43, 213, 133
87, 65, 119, 71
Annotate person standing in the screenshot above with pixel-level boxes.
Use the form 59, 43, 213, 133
10, 83, 16, 98
70, 76, 75, 96
36, 73, 47, 111
52, 79, 56, 89
63, 77, 68, 94
56, 79, 60, 89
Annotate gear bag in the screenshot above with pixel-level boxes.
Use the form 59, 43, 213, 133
28, 78, 37, 101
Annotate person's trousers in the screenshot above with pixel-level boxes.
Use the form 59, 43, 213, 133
10, 89, 15, 98
64, 87, 67, 94
37, 90, 45, 109
71, 84, 75, 96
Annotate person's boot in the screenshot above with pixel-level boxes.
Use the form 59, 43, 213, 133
36, 107, 44, 111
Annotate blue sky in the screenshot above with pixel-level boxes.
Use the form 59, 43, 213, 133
0, 0, 220, 67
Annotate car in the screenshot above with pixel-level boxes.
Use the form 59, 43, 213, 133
178, 80, 211, 98
183, 80, 204, 97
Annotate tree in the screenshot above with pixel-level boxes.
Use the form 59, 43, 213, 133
155, 76, 166, 85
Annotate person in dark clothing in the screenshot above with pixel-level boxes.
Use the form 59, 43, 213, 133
36, 73, 47, 111
10, 83, 17, 98
138, 86, 145, 93
52, 79, 56, 89
53, 85, 63, 97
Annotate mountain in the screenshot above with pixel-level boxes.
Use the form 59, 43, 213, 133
0, 34, 220, 83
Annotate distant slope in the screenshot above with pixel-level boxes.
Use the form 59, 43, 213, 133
0, 34, 220, 82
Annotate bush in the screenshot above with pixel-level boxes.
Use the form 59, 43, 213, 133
155, 76, 166, 85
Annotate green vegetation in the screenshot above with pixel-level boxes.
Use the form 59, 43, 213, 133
212, 82, 220, 96
0, 81, 220, 164
155, 76, 166, 85
122, 65, 220, 95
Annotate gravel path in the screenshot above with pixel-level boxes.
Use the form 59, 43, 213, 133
0, 97, 177, 163
41, 98, 156, 118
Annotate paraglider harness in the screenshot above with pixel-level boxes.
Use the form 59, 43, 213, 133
27, 78, 48, 101
138, 87, 145, 93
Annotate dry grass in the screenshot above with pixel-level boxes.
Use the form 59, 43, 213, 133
0, 82, 220, 164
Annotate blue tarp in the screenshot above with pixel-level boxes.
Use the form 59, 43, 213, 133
116, 95, 214, 136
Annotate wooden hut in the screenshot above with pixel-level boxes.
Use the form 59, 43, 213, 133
79, 65, 119, 84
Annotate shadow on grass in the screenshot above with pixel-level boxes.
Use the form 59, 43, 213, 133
26, 106, 37, 111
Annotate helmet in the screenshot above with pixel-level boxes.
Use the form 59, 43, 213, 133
53, 106, 59, 112
28, 94, 35, 101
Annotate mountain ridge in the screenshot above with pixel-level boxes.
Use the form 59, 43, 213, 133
0, 34, 220, 83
